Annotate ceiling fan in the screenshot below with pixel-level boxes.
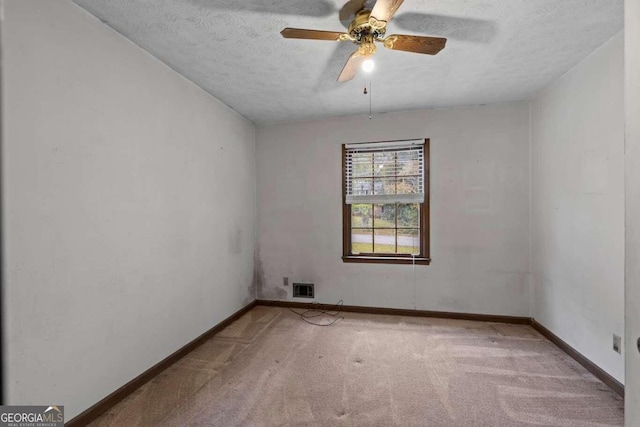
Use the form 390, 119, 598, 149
280, 0, 447, 82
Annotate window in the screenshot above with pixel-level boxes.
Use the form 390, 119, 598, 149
342, 139, 430, 265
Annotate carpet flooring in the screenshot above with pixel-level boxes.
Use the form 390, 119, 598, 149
89, 306, 624, 426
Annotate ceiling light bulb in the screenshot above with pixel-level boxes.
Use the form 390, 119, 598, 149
362, 59, 375, 73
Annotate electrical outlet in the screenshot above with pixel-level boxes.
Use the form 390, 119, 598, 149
283, 277, 289, 287
613, 334, 621, 354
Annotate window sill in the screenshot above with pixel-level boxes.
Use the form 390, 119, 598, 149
342, 256, 431, 265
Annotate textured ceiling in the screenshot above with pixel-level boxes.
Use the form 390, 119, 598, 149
72, 0, 623, 123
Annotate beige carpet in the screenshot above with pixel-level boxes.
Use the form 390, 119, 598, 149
89, 306, 624, 426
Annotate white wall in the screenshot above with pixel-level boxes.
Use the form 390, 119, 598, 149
2, 0, 255, 419
256, 103, 530, 316
625, 0, 640, 422
530, 33, 625, 383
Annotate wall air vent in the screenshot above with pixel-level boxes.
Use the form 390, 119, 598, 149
293, 283, 314, 299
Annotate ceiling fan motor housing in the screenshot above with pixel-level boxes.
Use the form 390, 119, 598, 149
348, 10, 386, 44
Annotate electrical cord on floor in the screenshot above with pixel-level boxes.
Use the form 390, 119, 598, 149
288, 300, 344, 326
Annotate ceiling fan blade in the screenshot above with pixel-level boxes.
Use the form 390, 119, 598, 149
369, 0, 404, 28
382, 34, 447, 55
281, 28, 349, 41
338, 50, 365, 82
339, 0, 367, 21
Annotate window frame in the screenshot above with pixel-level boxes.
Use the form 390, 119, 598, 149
342, 139, 431, 265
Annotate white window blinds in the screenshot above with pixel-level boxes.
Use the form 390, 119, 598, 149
344, 140, 425, 205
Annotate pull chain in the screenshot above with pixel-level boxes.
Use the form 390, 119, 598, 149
363, 80, 372, 119
369, 80, 372, 119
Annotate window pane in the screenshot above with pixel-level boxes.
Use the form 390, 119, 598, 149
374, 204, 396, 228
374, 228, 396, 254
374, 152, 395, 176
352, 178, 373, 196
397, 150, 421, 176
351, 228, 373, 254
397, 204, 420, 227
351, 204, 373, 227
352, 152, 373, 177
396, 176, 420, 194
373, 178, 396, 195
397, 229, 420, 255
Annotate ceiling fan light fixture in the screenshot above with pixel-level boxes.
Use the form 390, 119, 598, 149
362, 59, 375, 73
280, 0, 448, 83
